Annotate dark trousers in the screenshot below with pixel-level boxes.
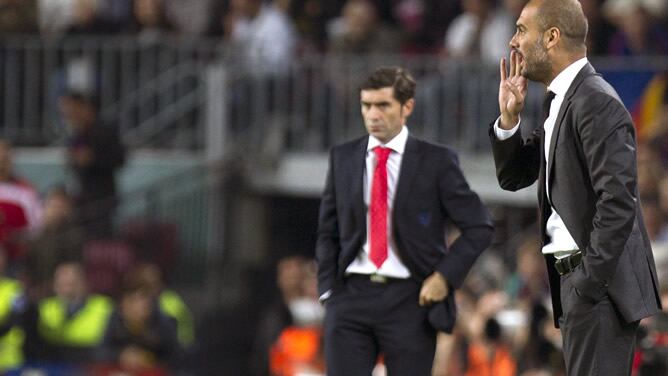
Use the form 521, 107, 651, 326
559, 273, 639, 376
323, 275, 436, 376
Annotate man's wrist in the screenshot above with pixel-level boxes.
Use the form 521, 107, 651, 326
500, 114, 519, 130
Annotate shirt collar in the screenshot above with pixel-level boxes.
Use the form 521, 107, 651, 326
547, 57, 588, 98
367, 126, 409, 154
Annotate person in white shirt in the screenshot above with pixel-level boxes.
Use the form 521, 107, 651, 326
489, 1, 662, 375
317, 66, 492, 375
227, 0, 297, 77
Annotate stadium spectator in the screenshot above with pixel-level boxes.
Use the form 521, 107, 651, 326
250, 255, 313, 376
603, 0, 668, 56
225, 0, 297, 77
125, 0, 174, 38
37, 0, 75, 35
268, 258, 324, 376
465, 317, 517, 376
392, 0, 462, 54
37, 262, 113, 363
65, 0, 118, 35
444, 0, 515, 64
59, 91, 125, 238
128, 263, 194, 349
23, 187, 84, 303
327, 0, 401, 55
0, 140, 42, 264
101, 274, 179, 373
579, 0, 617, 56
163, 0, 212, 36
0, 247, 25, 372
516, 303, 564, 375
0, 0, 38, 34
504, 233, 549, 304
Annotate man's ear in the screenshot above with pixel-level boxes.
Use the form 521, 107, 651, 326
545, 27, 560, 50
402, 98, 415, 118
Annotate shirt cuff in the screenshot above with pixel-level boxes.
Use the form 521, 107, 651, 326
494, 117, 520, 140
319, 290, 332, 304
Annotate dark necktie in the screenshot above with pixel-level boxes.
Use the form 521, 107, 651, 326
542, 90, 556, 124
370, 147, 392, 269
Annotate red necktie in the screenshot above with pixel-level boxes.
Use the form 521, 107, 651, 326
370, 146, 392, 268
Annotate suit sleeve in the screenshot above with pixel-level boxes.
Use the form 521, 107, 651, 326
315, 151, 340, 297
435, 150, 494, 289
568, 94, 638, 301
489, 122, 541, 191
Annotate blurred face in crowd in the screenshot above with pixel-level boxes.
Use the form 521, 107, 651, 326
231, 0, 262, 18
121, 289, 153, 326
136, 263, 163, 297
509, 1, 552, 83
135, 0, 162, 27
463, 0, 492, 18
43, 189, 73, 228
0, 141, 13, 181
73, 0, 97, 25
342, 0, 377, 41
277, 256, 306, 299
54, 263, 87, 302
503, 0, 528, 17
59, 96, 96, 132
617, 6, 650, 51
361, 87, 414, 143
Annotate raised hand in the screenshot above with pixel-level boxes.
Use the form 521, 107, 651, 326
498, 50, 528, 129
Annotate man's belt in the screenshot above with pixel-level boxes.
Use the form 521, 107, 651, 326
554, 251, 582, 276
347, 273, 405, 284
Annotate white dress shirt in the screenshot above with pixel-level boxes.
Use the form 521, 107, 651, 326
494, 57, 589, 258
345, 126, 412, 278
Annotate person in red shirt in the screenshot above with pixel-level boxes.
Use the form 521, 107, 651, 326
0, 140, 42, 262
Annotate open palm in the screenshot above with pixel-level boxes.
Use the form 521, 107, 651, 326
498, 50, 528, 128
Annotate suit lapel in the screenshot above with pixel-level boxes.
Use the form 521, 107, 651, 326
546, 63, 597, 195
394, 136, 422, 211
351, 137, 368, 230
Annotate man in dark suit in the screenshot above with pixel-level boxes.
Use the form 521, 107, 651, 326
489, 1, 662, 375
316, 66, 493, 375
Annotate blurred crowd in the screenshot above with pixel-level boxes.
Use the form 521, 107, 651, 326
0, 90, 193, 374
0, 0, 667, 60
1, 0, 668, 375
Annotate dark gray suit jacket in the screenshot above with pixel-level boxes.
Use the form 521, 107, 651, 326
490, 63, 662, 326
316, 135, 493, 332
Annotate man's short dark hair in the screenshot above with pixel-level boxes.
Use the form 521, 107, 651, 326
360, 66, 416, 104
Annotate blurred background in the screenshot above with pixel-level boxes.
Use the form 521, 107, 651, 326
0, 0, 666, 375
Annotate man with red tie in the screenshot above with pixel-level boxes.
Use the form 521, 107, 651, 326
316, 66, 493, 375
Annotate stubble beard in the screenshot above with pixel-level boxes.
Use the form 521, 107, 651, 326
522, 39, 552, 83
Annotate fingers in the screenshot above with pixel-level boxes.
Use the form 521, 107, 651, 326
419, 285, 434, 306
509, 50, 516, 77
419, 283, 448, 306
500, 57, 507, 82
419, 289, 427, 306
505, 81, 524, 103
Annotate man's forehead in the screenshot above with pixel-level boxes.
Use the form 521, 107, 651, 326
518, 2, 539, 25
360, 87, 395, 100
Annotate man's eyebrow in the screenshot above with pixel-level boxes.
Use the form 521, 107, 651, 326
361, 100, 391, 105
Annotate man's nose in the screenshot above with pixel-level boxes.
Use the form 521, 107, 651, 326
509, 35, 518, 49
367, 106, 381, 119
